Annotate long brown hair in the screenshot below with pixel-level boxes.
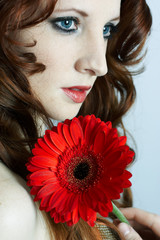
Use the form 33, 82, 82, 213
0, 0, 152, 239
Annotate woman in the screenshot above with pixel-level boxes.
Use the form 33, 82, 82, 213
0, 0, 157, 239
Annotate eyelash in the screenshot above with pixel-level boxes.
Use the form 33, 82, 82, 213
50, 17, 79, 33
49, 17, 118, 39
103, 23, 118, 40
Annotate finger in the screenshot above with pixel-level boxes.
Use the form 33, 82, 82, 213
118, 222, 142, 240
113, 218, 134, 228
120, 208, 160, 237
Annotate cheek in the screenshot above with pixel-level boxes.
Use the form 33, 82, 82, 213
34, 30, 80, 71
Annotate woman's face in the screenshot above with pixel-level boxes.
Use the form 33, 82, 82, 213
20, 0, 121, 120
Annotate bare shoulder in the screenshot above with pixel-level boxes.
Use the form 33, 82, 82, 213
0, 162, 38, 240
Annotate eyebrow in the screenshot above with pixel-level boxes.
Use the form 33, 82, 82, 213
54, 8, 120, 21
54, 8, 89, 17
111, 16, 120, 21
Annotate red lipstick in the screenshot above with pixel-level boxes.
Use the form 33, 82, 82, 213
62, 86, 91, 103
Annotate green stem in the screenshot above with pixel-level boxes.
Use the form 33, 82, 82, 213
112, 202, 129, 225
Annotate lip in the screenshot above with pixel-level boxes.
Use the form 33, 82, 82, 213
62, 86, 91, 103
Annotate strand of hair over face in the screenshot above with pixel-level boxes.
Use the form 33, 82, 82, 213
0, 0, 152, 239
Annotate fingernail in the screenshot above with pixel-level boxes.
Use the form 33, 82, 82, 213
118, 223, 130, 236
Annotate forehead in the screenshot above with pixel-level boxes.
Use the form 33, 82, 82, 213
54, 0, 121, 21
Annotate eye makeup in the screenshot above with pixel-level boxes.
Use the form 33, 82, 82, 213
49, 17, 80, 34
49, 16, 118, 39
103, 23, 119, 39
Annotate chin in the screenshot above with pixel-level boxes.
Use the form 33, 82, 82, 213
48, 106, 82, 122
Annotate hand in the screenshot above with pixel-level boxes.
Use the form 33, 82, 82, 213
115, 207, 160, 240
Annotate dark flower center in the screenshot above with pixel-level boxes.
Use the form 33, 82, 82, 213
57, 146, 104, 192
74, 162, 90, 180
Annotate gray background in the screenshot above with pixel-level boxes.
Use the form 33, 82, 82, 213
124, 0, 160, 214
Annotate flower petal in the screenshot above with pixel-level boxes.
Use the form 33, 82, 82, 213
72, 207, 80, 225
49, 131, 68, 152
123, 170, 132, 179
82, 192, 98, 210
40, 194, 53, 210
106, 121, 112, 129
93, 130, 106, 154
26, 163, 42, 172
36, 182, 60, 200
63, 119, 71, 125
51, 212, 61, 224
26, 114, 134, 227
47, 188, 64, 212
30, 156, 58, 170
97, 201, 113, 217
57, 122, 65, 140
30, 186, 41, 195
54, 192, 73, 213
32, 145, 53, 157
59, 192, 79, 214
63, 212, 72, 223
103, 149, 128, 168
84, 117, 97, 145
84, 186, 108, 211
37, 138, 58, 157
62, 124, 74, 147
119, 136, 127, 146
103, 129, 119, 153
78, 201, 96, 223
29, 170, 56, 186
70, 118, 84, 145
79, 115, 91, 130
44, 132, 61, 155
87, 212, 97, 227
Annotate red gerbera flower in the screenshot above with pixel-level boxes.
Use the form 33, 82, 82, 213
26, 115, 133, 226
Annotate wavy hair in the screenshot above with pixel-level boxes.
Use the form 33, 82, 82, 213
0, 0, 152, 239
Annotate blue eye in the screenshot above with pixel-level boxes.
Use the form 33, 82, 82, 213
49, 17, 79, 33
60, 20, 73, 29
103, 24, 118, 39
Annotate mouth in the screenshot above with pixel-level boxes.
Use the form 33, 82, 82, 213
62, 86, 91, 103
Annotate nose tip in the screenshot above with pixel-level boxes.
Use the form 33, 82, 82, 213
75, 39, 108, 77
90, 57, 108, 77
75, 54, 108, 77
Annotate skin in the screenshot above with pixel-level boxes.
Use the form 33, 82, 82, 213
3, 0, 160, 239
19, 0, 120, 120
116, 208, 160, 240
0, 0, 121, 239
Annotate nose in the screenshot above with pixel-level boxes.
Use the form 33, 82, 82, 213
75, 35, 108, 77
